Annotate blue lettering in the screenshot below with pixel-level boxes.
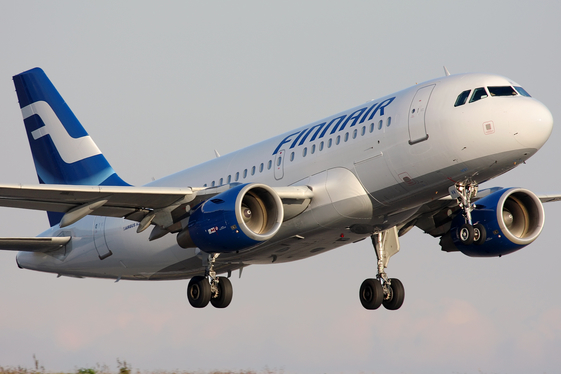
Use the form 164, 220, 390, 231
367, 97, 395, 121
359, 102, 378, 123
299, 122, 326, 145
328, 115, 347, 135
309, 122, 327, 142
338, 107, 367, 131
290, 131, 306, 149
271, 96, 396, 154
273, 131, 301, 155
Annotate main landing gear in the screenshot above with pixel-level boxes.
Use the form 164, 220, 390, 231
359, 227, 405, 311
452, 181, 486, 246
187, 253, 233, 309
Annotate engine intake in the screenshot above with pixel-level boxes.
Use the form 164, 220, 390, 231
177, 183, 283, 253
450, 188, 544, 257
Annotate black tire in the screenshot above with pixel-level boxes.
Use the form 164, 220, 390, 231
187, 276, 211, 308
383, 278, 405, 310
210, 276, 233, 308
473, 223, 487, 245
359, 278, 383, 310
459, 223, 474, 245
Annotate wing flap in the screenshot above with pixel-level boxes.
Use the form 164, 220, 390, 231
0, 236, 71, 252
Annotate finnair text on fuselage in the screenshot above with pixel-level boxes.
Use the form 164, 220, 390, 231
272, 96, 395, 155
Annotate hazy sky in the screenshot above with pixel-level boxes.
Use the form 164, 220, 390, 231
1, 1, 561, 374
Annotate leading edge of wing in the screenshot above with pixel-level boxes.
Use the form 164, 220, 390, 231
0, 184, 201, 226
0, 236, 71, 252
538, 194, 561, 203
0, 183, 314, 230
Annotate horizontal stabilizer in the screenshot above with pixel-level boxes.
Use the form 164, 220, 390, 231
0, 237, 71, 252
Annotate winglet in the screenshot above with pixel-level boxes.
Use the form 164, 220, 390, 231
443, 66, 451, 76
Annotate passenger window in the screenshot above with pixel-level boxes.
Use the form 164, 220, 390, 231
328, 138, 333, 148
370, 123, 374, 133
303, 147, 307, 157
353, 129, 357, 139
235, 172, 239, 181
267, 160, 272, 169
227, 175, 231, 183
277, 157, 282, 166
311, 144, 316, 154
259, 163, 264, 172
514, 86, 531, 97
344, 132, 349, 142
387, 117, 392, 127
211, 181, 215, 187
361, 126, 366, 136
219, 178, 223, 185
336, 135, 340, 145
251, 166, 256, 175
488, 86, 517, 96
454, 90, 471, 107
243, 169, 247, 178
470, 87, 488, 103
378, 120, 383, 130
290, 152, 294, 161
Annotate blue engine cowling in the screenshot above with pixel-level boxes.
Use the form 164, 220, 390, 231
176, 183, 284, 253
450, 188, 544, 257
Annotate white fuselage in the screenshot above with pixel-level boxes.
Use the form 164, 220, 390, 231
16, 73, 553, 280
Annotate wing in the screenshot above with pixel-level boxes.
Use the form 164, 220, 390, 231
0, 183, 313, 235
538, 194, 561, 203
0, 237, 71, 252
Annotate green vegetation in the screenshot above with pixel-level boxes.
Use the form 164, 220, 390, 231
0, 357, 280, 374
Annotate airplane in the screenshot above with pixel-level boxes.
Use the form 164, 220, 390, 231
0, 67, 556, 310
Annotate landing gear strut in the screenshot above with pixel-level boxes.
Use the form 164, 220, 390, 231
359, 227, 405, 311
186, 253, 233, 308
451, 181, 486, 245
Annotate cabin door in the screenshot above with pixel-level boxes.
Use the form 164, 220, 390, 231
408, 84, 435, 145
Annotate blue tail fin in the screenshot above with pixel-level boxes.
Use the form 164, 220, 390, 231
13, 67, 130, 226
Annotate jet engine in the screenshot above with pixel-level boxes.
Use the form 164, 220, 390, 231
177, 183, 284, 253
450, 188, 544, 257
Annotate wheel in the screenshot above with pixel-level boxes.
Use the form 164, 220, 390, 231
210, 276, 233, 308
383, 278, 405, 310
459, 223, 474, 245
473, 223, 487, 245
359, 278, 383, 310
187, 276, 211, 308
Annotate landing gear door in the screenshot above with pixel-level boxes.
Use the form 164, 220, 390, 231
93, 216, 112, 260
408, 84, 435, 145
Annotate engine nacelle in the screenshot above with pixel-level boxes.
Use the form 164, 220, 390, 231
177, 183, 283, 253
450, 188, 544, 257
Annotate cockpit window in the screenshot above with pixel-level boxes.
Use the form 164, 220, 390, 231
488, 86, 517, 97
469, 87, 488, 103
514, 86, 531, 97
454, 90, 471, 107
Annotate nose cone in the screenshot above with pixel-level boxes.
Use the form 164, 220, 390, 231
512, 99, 553, 150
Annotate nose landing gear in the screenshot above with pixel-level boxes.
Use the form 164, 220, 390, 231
451, 181, 486, 245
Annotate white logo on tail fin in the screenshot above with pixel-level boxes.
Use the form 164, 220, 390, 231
21, 101, 101, 164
